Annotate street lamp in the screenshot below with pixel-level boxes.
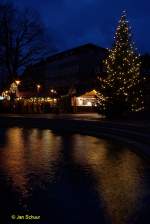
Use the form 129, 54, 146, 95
50, 89, 57, 94
37, 84, 41, 98
37, 84, 41, 91
50, 89, 57, 106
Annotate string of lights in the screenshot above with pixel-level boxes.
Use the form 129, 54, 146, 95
98, 10, 144, 114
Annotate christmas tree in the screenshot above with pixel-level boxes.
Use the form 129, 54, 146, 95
98, 10, 144, 116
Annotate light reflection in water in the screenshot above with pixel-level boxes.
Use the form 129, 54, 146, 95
0, 128, 149, 224
0, 128, 61, 207
72, 135, 145, 224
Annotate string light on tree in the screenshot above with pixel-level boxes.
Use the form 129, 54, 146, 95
98, 10, 144, 116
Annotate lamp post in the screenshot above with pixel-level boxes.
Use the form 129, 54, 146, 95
36, 84, 41, 99
50, 89, 57, 106
37, 84, 41, 93
36, 85, 41, 112
15, 80, 21, 98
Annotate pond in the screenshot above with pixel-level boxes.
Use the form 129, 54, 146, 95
0, 127, 149, 224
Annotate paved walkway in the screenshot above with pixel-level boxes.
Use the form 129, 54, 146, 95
0, 113, 150, 128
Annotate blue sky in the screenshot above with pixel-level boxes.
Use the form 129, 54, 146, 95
11, 0, 150, 54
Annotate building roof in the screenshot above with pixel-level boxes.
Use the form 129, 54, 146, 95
27, 43, 107, 69
79, 89, 97, 97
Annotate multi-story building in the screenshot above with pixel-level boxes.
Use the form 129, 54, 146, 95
9, 43, 107, 113
22, 43, 107, 95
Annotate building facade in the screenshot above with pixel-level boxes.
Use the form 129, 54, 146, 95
23, 43, 107, 96
0, 44, 107, 113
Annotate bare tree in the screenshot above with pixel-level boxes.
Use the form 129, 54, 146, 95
0, 2, 50, 84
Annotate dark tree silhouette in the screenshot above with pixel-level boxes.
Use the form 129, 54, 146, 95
0, 2, 50, 83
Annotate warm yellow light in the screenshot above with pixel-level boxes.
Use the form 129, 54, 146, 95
93, 89, 97, 94
15, 80, 21, 85
50, 89, 57, 94
51, 89, 56, 93
37, 84, 41, 89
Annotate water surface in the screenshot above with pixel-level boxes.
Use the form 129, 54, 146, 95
0, 127, 149, 224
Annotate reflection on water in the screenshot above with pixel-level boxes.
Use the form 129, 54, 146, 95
0, 127, 149, 224
73, 136, 145, 224
0, 128, 61, 210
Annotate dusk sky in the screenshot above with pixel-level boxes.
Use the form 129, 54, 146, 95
8, 0, 150, 54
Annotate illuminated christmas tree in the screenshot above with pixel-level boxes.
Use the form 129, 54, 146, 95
98, 10, 144, 116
